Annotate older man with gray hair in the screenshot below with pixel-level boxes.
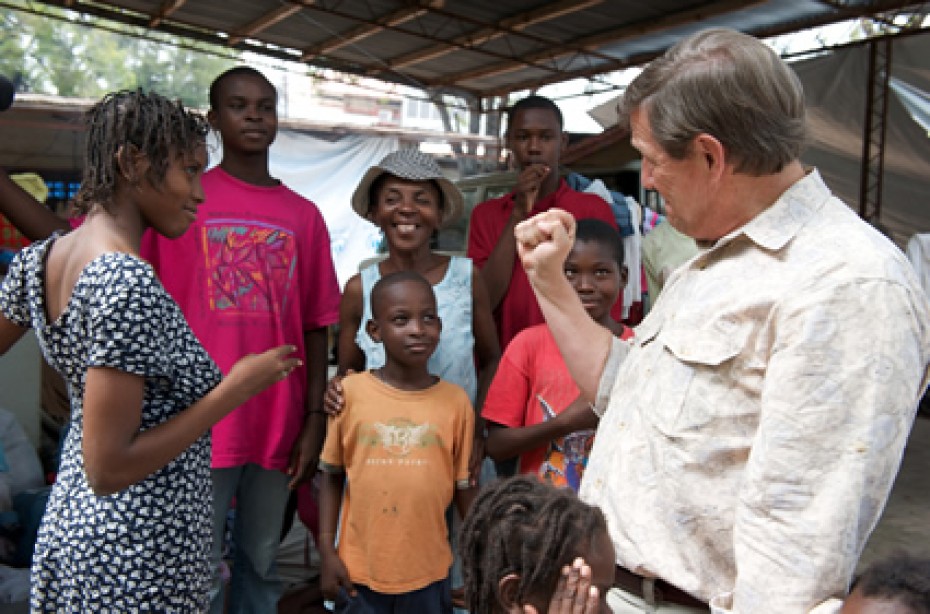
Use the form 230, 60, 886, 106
514, 28, 930, 614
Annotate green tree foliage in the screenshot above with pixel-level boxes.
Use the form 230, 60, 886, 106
0, 3, 238, 107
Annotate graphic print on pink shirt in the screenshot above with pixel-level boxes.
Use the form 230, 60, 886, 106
202, 221, 297, 315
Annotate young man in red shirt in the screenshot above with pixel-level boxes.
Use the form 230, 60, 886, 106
467, 95, 618, 350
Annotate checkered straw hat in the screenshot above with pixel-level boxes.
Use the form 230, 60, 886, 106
351, 149, 465, 228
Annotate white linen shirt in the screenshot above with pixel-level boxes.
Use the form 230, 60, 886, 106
583, 170, 930, 613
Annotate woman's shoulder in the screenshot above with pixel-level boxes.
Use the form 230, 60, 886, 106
82, 253, 163, 308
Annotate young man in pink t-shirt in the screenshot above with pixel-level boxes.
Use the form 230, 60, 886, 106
142, 68, 340, 614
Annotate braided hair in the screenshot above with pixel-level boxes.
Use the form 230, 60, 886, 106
460, 476, 608, 613
75, 90, 209, 214
851, 552, 930, 613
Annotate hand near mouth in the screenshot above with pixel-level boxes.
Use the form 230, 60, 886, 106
514, 164, 550, 218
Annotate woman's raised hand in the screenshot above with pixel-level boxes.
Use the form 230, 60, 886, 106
223, 345, 302, 407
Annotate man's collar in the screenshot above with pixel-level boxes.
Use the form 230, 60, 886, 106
711, 168, 830, 253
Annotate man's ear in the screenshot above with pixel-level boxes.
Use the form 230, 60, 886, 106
559, 130, 569, 151
619, 264, 629, 287
115, 144, 148, 186
365, 319, 381, 343
693, 133, 727, 181
206, 108, 219, 131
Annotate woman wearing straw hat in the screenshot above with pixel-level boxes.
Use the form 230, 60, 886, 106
328, 149, 500, 483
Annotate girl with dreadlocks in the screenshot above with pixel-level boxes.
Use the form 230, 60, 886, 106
460, 476, 615, 614
0, 90, 299, 611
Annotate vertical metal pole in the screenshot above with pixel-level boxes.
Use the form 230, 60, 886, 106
858, 37, 892, 223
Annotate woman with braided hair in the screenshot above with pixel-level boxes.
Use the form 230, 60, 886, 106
0, 90, 300, 611
460, 476, 614, 614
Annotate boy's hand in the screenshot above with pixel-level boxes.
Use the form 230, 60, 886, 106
525, 558, 598, 614
513, 164, 550, 218
554, 397, 599, 434
321, 551, 356, 601
323, 372, 352, 416
286, 420, 323, 489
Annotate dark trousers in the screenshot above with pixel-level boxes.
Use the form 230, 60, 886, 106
336, 577, 452, 614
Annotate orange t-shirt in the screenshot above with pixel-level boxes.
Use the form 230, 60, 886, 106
319, 372, 474, 593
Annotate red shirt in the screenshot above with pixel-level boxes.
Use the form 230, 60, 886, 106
482, 323, 633, 490
467, 179, 618, 349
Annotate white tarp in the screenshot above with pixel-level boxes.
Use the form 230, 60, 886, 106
208, 130, 398, 288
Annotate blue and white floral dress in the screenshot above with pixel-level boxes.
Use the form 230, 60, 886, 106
0, 236, 222, 612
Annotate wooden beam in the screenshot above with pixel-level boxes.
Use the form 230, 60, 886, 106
228, 4, 307, 47
301, 0, 443, 62
375, 0, 603, 72
149, 0, 187, 28
435, 0, 766, 86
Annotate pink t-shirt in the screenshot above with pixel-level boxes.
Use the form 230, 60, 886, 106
481, 323, 633, 491
141, 167, 340, 470
467, 179, 619, 349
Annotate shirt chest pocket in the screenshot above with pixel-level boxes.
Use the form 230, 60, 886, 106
636, 320, 757, 436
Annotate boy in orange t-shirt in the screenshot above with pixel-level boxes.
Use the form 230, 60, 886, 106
318, 271, 476, 613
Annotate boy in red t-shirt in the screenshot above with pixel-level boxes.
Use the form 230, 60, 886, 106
482, 219, 632, 491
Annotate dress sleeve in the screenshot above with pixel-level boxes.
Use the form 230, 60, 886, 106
84, 259, 173, 379
0, 247, 34, 328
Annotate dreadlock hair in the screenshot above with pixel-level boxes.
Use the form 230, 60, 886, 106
75, 90, 209, 214
460, 476, 608, 613
850, 552, 930, 613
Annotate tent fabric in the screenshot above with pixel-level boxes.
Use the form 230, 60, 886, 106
209, 131, 398, 287
795, 34, 930, 246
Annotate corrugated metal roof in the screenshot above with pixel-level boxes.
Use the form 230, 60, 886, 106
28, 0, 928, 98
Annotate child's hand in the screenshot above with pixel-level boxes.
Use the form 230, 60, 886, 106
555, 396, 599, 434
323, 371, 353, 416
321, 551, 356, 601
525, 558, 599, 614
223, 345, 302, 408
